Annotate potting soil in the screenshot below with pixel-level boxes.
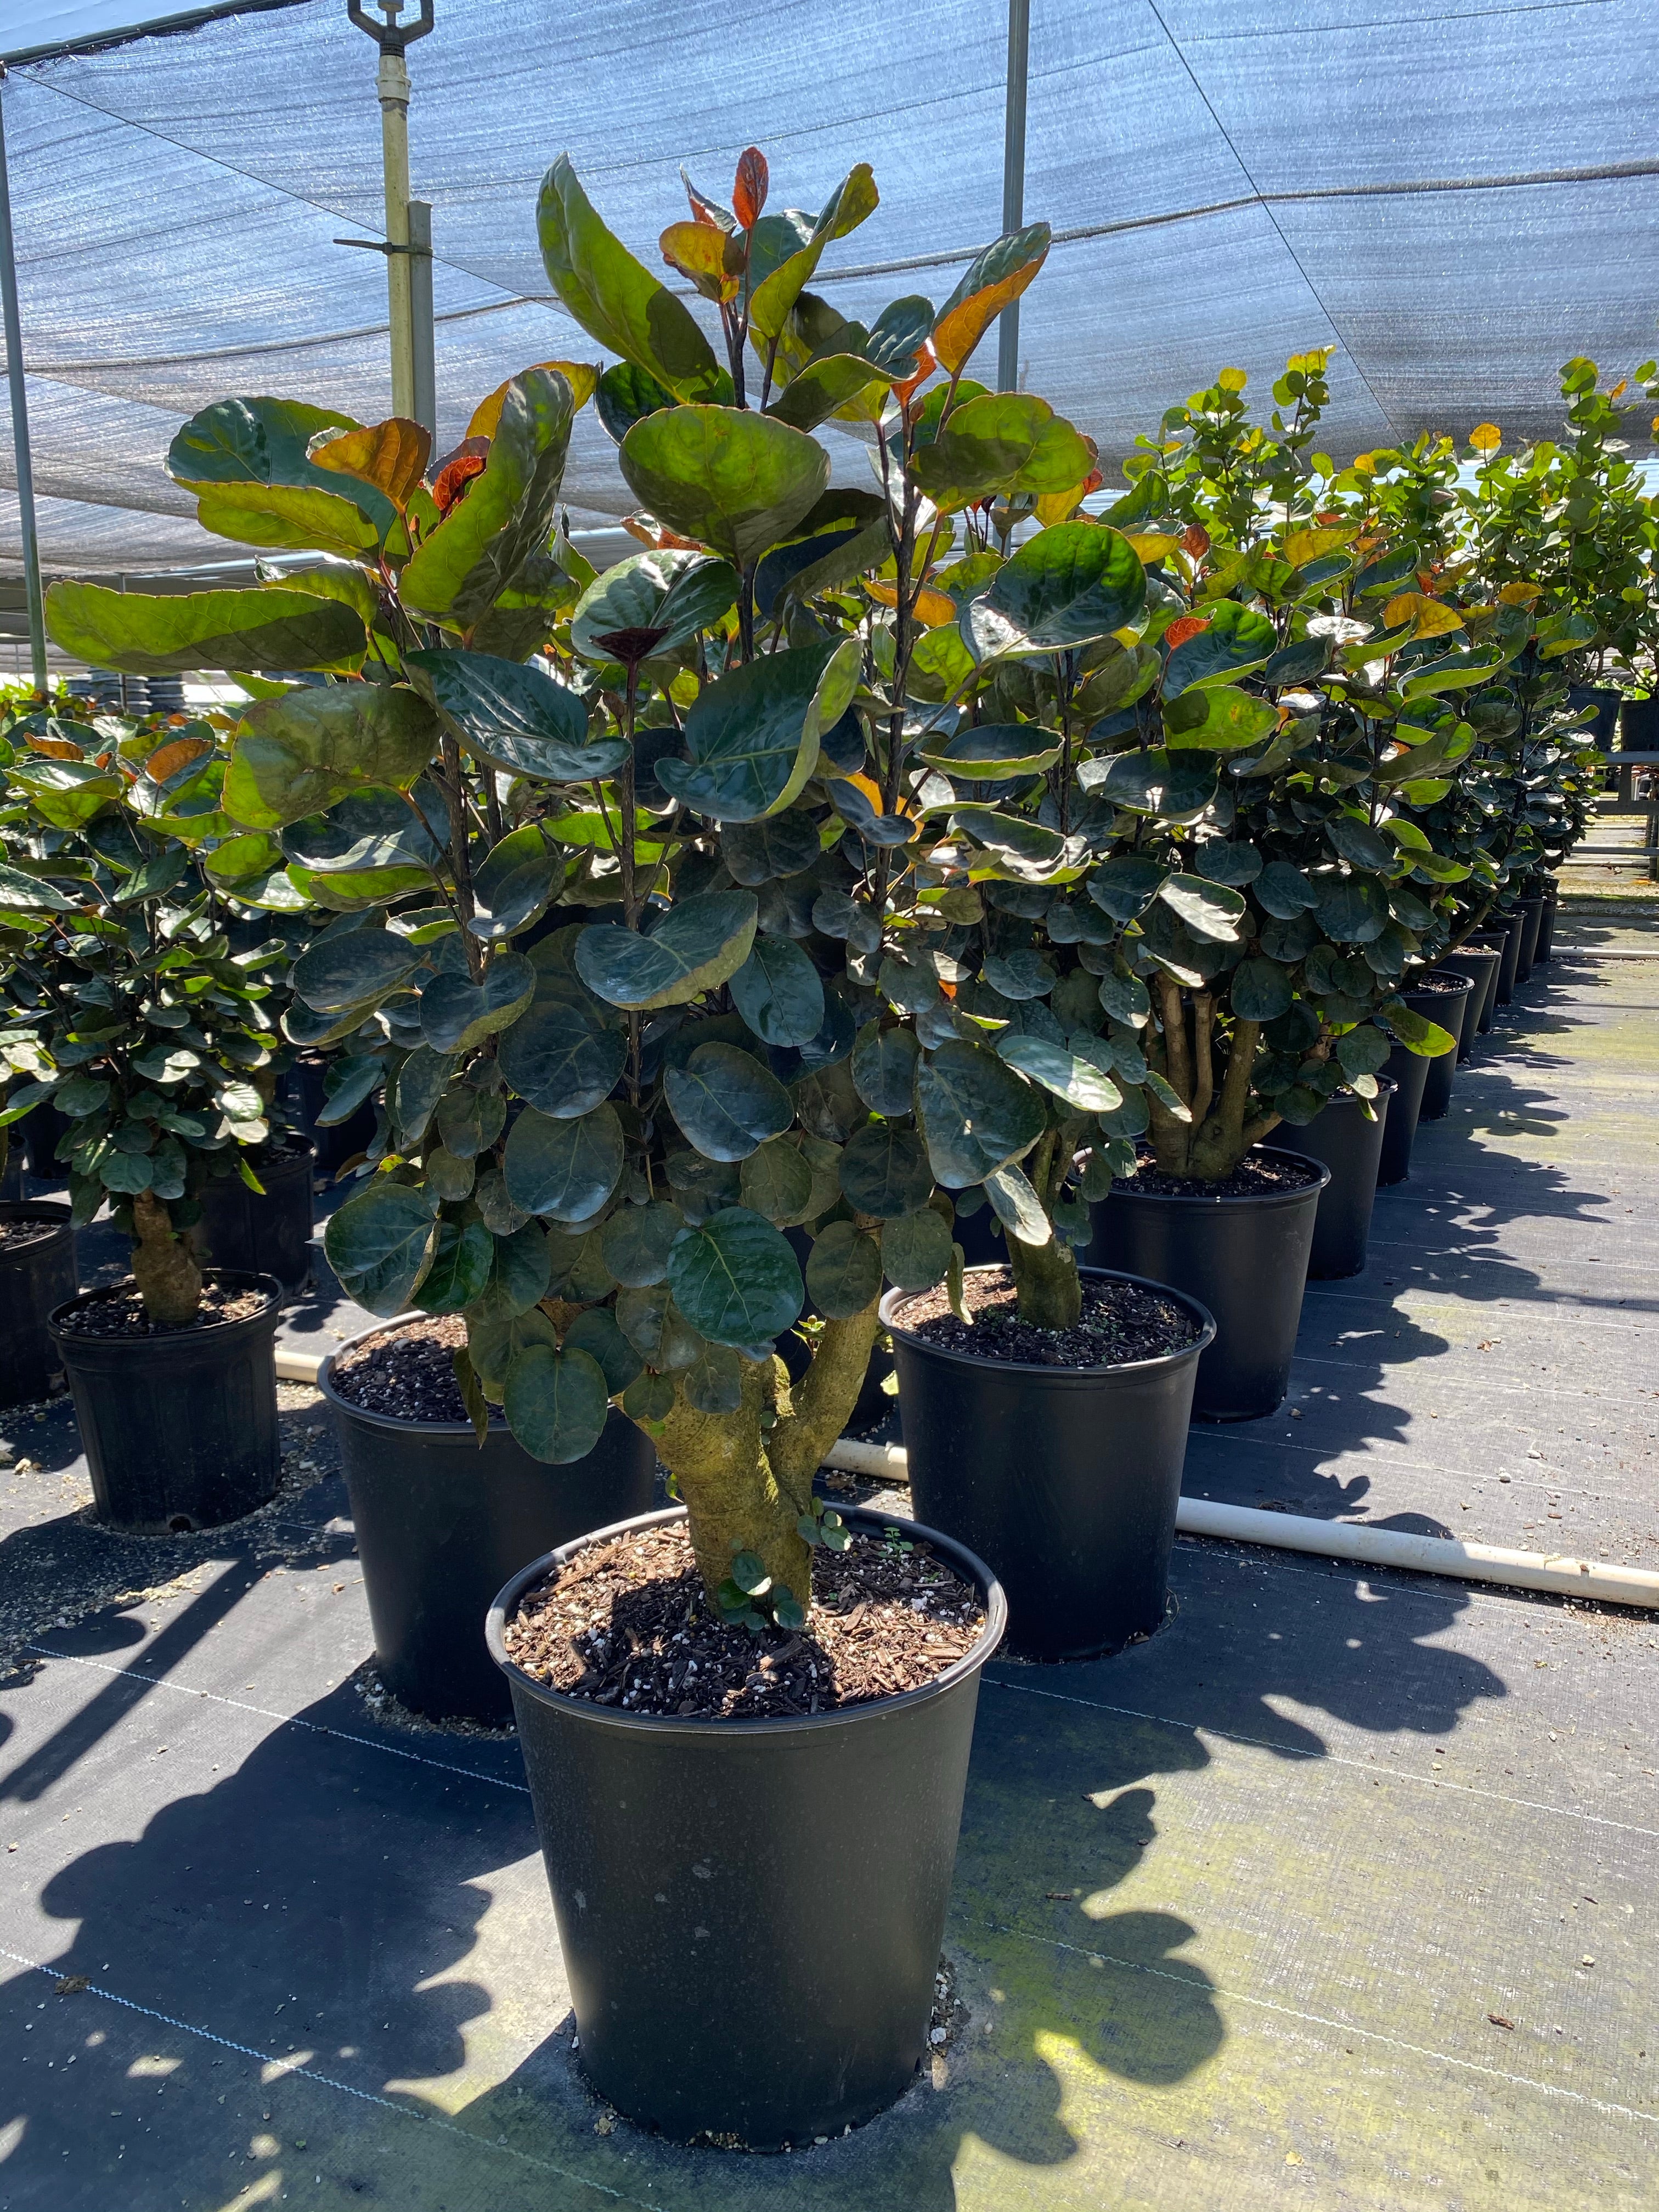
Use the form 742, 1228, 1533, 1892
897, 1272, 1200, 1369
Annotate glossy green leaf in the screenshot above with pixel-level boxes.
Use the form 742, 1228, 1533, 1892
851, 1021, 920, 1116
1254, 861, 1320, 917
563, 1307, 644, 1397
502, 1100, 625, 1222
729, 934, 825, 1047
619, 405, 830, 571
1379, 996, 1458, 1056
1097, 748, 1218, 822
1161, 685, 1278, 753
413, 1216, 495, 1314
468, 826, 564, 943
667, 1206, 804, 1345
599, 1200, 687, 1287
983, 1159, 1050, 1246
45, 583, 365, 678
595, 360, 676, 444
404, 647, 625, 781
8, 758, 123, 831
569, 547, 739, 662
420, 952, 536, 1054
401, 370, 575, 623
1229, 956, 1295, 1020
1316, 874, 1391, 945
911, 395, 1093, 512
983, 949, 1056, 1000
293, 929, 425, 1014
738, 1135, 817, 1225
323, 1178, 439, 1312
575, 890, 758, 1009
930, 223, 1051, 374
1156, 874, 1246, 943
168, 394, 397, 537
538, 155, 727, 402
919, 724, 1063, 778
747, 165, 879, 342
805, 1217, 884, 1319
966, 523, 1146, 655
665, 1041, 793, 1162
719, 808, 822, 886
837, 1121, 932, 1218
1162, 602, 1278, 697
504, 1342, 611, 1464
223, 685, 437, 829
880, 1206, 953, 1293
914, 1038, 1046, 1188
994, 1034, 1121, 1112
766, 352, 885, 432
498, 986, 627, 1117
191, 482, 383, 561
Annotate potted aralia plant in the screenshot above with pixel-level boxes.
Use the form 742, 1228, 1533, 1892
0, 703, 294, 1530
49, 147, 1020, 2146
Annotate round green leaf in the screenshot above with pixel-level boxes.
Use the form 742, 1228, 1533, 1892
1316, 875, 1390, 945
436, 1080, 507, 1159
729, 935, 825, 1048
805, 1218, 884, 1318
563, 1307, 644, 1396
571, 547, 738, 662
46, 580, 366, 679
982, 949, 1056, 1000
420, 953, 537, 1054
919, 724, 1064, 778
666, 1206, 804, 1345
665, 1041, 793, 1163
1229, 957, 1295, 1022
1254, 861, 1320, 918
622, 1368, 676, 1423
413, 1216, 495, 1313
915, 1040, 1046, 1188
498, 986, 627, 1118
656, 640, 857, 822
683, 1343, 744, 1415
995, 1034, 1121, 1113
468, 826, 565, 943
294, 929, 424, 1015
1162, 601, 1277, 697
502, 1101, 625, 1221
400, 369, 576, 624
600, 1200, 687, 1286
404, 646, 628, 782
1162, 684, 1278, 754
738, 1135, 816, 1225
718, 809, 822, 887
851, 1021, 920, 1116
1156, 875, 1246, 944
503, 1343, 611, 1464
619, 404, 830, 570
966, 520, 1147, 653
575, 890, 757, 1009
323, 1178, 439, 1313
837, 1123, 933, 1219
223, 685, 436, 829
881, 1207, 953, 1293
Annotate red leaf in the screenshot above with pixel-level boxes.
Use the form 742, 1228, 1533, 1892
1163, 614, 1211, 650
430, 438, 490, 516
733, 148, 769, 231
1180, 524, 1211, 559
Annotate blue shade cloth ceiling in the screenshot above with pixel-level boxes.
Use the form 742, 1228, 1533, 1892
0, 0, 1656, 579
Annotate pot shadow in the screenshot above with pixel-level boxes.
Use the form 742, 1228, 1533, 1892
0, 1673, 529, 2208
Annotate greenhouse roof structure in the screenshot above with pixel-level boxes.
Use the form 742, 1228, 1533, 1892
1, 0, 1657, 612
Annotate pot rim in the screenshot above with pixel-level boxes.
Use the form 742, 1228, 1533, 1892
487, 1502, 1007, 1742
1403, 970, 1474, 998
0, 1197, 74, 1238
47, 1267, 283, 1345
1105, 1143, 1333, 1211
319, 1311, 514, 1437
880, 1262, 1216, 1381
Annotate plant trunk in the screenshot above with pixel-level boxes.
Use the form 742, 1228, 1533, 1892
1008, 1231, 1082, 1329
131, 1188, 202, 1326
630, 1298, 884, 1612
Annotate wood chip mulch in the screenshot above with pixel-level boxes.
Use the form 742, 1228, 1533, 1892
504, 1521, 987, 1720
894, 1269, 1200, 1369
54, 1283, 272, 1337
0, 1215, 65, 1251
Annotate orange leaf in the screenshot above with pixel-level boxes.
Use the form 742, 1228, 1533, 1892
661, 221, 742, 302
931, 240, 1049, 376
1181, 524, 1211, 559
1383, 591, 1464, 640
1498, 580, 1542, 606
733, 148, 769, 231
26, 735, 82, 759
466, 363, 597, 443
431, 443, 489, 517
895, 342, 938, 411
1163, 615, 1210, 651
864, 578, 957, 628
144, 735, 214, 783
311, 416, 432, 510
622, 514, 706, 552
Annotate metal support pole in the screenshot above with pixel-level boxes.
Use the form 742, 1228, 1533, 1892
377, 47, 414, 418
996, 0, 1031, 394
408, 198, 436, 440
0, 74, 47, 695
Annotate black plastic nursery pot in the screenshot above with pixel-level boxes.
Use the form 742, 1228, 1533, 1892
48, 1271, 283, 1532
1491, 912, 1523, 1006
322, 1320, 657, 1723
0, 1201, 77, 1410
1085, 1149, 1328, 1421
1618, 694, 1659, 750
1278, 1079, 1395, 1282
1515, 896, 1545, 986
1437, 946, 1501, 1062
1410, 972, 1474, 1123
1534, 885, 1559, 965
21, 1100, 67, 1180
1376, 1042, 1432, 1187
881, 1266, 1214, 1661
1, 1148, 23, 1200
1467, 932, 1509, 1032
488, 1503, 1006, 2148
1568, 681, 1622, 749
198, 1139, 316, 1299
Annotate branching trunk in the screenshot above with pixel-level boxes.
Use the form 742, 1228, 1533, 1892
131, 1188, 201, 1326
630, 1296, 884, 1612
1147, 987, 1276, 1181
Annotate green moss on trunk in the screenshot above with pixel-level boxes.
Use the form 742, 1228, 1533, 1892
1008, 1231, 1082, 1329
131, 1189, 202, 1326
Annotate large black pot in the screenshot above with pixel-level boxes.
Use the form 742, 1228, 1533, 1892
488, 1503, 1006, 2147
1467, 933, 1509, 1032
1437, 946, 1500, 1061
0, 1201, 77, 1409
1618, 694, 1659, 751
1278, 1079, 1395, 1280
198, 1141, 315, 1299
1085, 1149, 1328, 1421
1514, 896, 1545, 986
1491, 911, 1523, 1006
49, 1271, 282, 1532
881, 1266, 1214, 1660
321, 1320, 657, 1722
21, 1101, 67, 1181
1534, 885, 1559, 965
1, 1146, 25, 1200
1376, 1043, 1432, 1187
1411, 973, 1474, 1123
1568, 682, 1621, 749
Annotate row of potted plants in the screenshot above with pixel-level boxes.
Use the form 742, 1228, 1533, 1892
2, 142, 1605, 2145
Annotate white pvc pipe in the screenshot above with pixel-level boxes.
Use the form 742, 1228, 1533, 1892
277, 1348, 1659, 1611
822, 1439, 1659, 1612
